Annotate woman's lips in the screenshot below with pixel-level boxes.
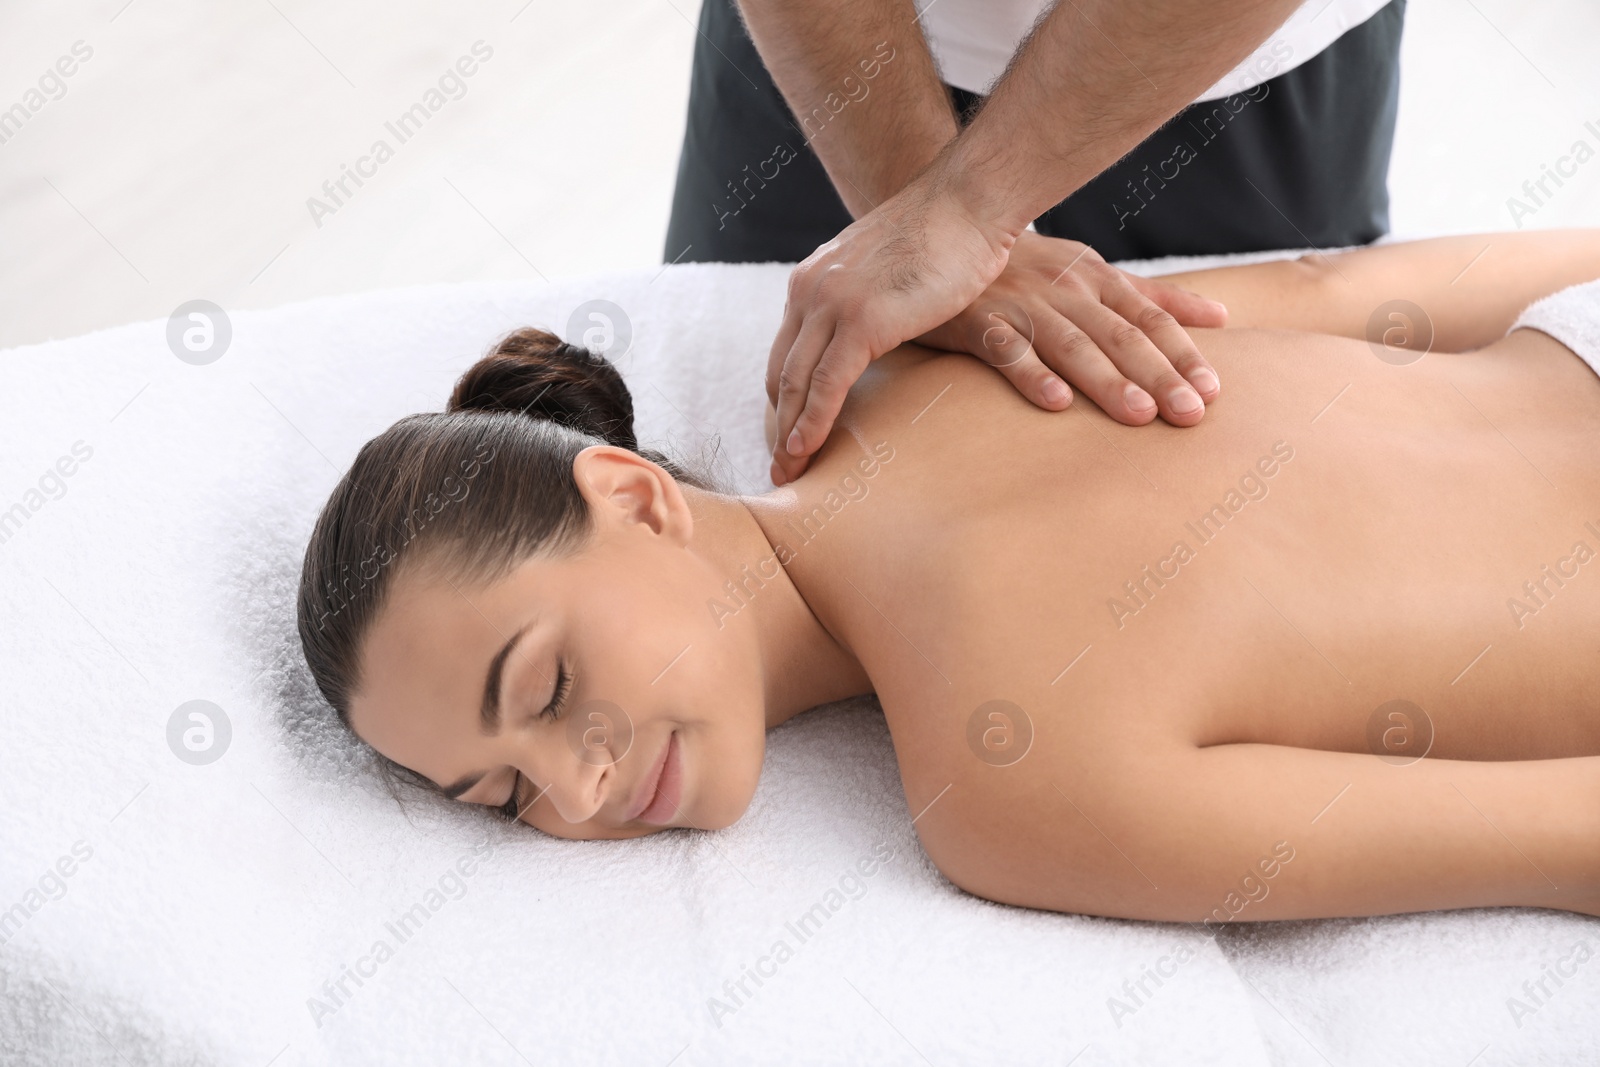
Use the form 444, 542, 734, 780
629, 731, 682, 826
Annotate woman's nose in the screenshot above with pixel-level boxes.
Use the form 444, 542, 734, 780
528, 747, 614, 825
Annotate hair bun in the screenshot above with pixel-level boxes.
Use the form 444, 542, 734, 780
448, 326, 637, 450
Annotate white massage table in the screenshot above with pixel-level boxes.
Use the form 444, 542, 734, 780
1, 255, 1594, 1065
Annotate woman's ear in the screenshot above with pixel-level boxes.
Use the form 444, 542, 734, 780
571, 445, 693, 545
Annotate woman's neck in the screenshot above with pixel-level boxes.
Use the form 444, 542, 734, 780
680, 485, 873, 727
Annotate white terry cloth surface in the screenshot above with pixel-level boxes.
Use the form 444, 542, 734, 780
1512, 277, 1600, 381
2, 254, 1596, 1067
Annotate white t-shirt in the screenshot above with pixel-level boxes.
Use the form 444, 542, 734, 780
917, 0, 1394, 103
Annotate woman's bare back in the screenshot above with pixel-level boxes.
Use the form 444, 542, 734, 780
757, 287, 1600, 923
815, 325, 1600, 760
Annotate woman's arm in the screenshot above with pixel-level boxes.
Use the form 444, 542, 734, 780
937, 738, 1600, 923
1155, 230, 1600, 352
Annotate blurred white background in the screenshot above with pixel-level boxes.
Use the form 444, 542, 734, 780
0, 0, 1595, 350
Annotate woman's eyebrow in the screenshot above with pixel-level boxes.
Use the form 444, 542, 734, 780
441, 770, 485, 801
481, 622, 532, 735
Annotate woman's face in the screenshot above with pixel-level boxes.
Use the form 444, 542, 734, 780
347, 448, 769, 839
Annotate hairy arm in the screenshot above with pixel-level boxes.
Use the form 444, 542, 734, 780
1150, 231, 1600, 352
765, 0, 1311, 481
739, 0, 1227, 444
732, 0, 957, 216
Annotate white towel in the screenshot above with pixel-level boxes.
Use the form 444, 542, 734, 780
1, 257, 1594, 1067
1511, 277, 1600, 381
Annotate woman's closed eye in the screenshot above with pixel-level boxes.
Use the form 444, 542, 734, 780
540, 660, 573, 723
498, 660, 574, 820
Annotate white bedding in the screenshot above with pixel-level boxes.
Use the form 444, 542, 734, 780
1, 255, 1595, 1066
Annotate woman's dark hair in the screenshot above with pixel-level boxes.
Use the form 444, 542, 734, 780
295, 326, 710, 802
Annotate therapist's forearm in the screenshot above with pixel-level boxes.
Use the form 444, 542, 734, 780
933, 0, 1306, 236
732, 0, 958, 217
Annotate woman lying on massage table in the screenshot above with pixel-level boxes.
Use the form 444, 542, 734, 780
297, 230, 1600, 923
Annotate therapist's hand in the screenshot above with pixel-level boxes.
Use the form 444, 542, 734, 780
766, 183, 1011, 485
917, 231, 1227, 418
766, 197, 1228, 485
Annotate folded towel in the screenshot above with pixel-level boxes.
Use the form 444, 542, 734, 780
1512, 277, 1600, 381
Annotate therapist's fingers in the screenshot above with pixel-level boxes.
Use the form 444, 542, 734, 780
1124, 272, 1229, 331
1101, 274, 1222, 404
1043, 251, 1216, 425
971, 310, 1075, 411
1048, 287, 1208, 427
765, 296, 804, 410
778, 326, 876, 477
768, 314, 837, 485
1024, 308, 1164, 424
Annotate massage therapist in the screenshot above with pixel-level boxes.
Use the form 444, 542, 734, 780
661, 0, 1407, 483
